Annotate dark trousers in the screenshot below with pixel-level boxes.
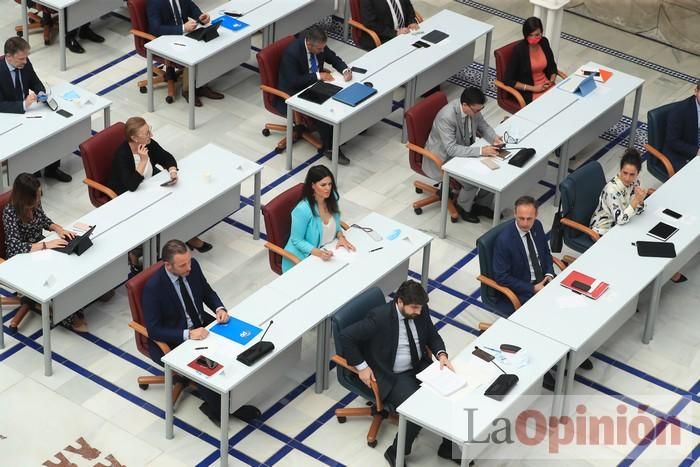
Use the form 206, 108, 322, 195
274, 100, 333, 151
66, 22, 91, 39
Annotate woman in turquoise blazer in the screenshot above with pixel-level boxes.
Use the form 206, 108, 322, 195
282, 165, 355, 272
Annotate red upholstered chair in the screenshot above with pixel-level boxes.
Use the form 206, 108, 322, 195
348, 0, 424, 49
127, 0, 180, 104
404, 91, 459, 222
0, 191, 21, 309
14, 0, 57, 46
79, 122, 124, 208
261, 184, 304, 274
257, 36, 321, 152
126, 262, 186, 401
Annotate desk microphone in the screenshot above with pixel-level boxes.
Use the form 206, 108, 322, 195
474, 346, 519, 401
237, 320, 275, 366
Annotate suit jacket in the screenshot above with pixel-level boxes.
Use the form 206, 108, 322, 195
340, 301, 446, 401
422, 100, 497, 181
358, 0, 416, 50
147, 0, 203, 37
0, 57, 45, 114
493, 219, 554, 309
142, 258, 222, 363
276, 35, 348, 111
663, 95, 699, 171
503, 37, 558, 105
107, 140, 178, 195
282, 198, 341, 273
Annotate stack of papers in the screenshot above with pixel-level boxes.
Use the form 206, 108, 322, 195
416, 361, 467, 396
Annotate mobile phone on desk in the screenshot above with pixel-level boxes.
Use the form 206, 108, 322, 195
662, 208, 682, 219
351, 66, 367, 74
196, 356, 218, 369
582, 70, 600, 77
224, 11, 242, 17
56, 109, 72, 118
160, 179, 177, 187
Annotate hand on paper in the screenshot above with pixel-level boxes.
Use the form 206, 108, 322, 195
189, 327, 209, 340
336, 236, 356, 252
215, 309, 230, 323
438, 354, 454, 372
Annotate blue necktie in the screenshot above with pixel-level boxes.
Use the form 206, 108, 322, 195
309, 53, 318, 74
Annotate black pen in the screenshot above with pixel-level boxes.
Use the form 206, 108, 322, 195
174, 42, 186, 46
195, 346, 208, 350
369, 247, 383, 253
26, 115, 42, 118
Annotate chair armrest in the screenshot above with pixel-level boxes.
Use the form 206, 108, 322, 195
348, 19, 381, 48
260, 84, 290, 101
557, 69, 568, 79
477, 274, 522, 310
494, 80, 526, 109
560, 218, 601, 242
407, 143, 443, 170
552, 256, 567, 272
332, 355, 384, 410
478, 322, 492, 331
128, 321, 171, 355
130, 29, 156, 42
644, 144, 675, 178
264, 242, 301, 265
83, 178, 117, 200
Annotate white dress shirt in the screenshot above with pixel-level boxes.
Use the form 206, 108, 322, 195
165, 268, 224, 340
515, 224, 553, 282
133, 154, 153, 179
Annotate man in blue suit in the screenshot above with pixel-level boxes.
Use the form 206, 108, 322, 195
143, 239, 260, 425
663, 80, 700, 173
146, 0, 224, 106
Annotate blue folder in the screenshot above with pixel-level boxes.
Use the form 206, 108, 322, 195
574, 73, 597, 97
212, 16, 249, 32
332, 83, 377, 107
211, 317, 261, 345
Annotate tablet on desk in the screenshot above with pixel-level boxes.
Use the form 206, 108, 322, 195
647, 222, 678, 241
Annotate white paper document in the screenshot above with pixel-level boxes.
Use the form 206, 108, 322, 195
416, 361, 467, 396
558, 75, 584, 93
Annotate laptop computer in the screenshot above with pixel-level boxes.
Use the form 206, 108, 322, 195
185, 22, 221, 42
332, 82, 377, 107
54, 225, 96, 256
298, 82, 342, 104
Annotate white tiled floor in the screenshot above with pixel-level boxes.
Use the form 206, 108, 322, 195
1, 0, 699, 466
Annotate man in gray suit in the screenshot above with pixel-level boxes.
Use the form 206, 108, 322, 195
423, 87, 503, 223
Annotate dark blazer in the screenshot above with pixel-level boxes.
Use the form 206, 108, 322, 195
663, 95, 699, 171
503, 37, 558, 105
0, 57, 45, 114
142, 258, 222, 363
276, 35, 348, 112
493, 219, 554, 308
147, 0, 203, 37
358, 0, 416, 50
340, 301, 446, 401
107, 140, 178, 195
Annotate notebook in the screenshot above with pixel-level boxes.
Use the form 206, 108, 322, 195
332, 82, 377, 107
647, 222, 678, 241
635, 241, 676, 258
423, 30, 449, 44
298, 81, 342, 104
210, 317, 262, 345
212, 15, 249, 32
560, 270, 609, 299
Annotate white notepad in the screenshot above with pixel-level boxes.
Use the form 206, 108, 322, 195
416, 361, 467, 396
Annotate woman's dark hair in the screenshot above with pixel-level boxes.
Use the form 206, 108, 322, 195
10, 172, 41, 224
395, 280, 429, 307
522, 17, 544, 38
300, 164, 339, 214
620, 148, 642, 173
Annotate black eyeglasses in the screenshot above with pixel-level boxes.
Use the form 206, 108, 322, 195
350, 223, 374, 233
503, 131, 519, 145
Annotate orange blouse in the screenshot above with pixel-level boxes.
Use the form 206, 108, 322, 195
529, 45, 549, 100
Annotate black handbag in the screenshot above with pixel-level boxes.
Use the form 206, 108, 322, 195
550, 205, 564, 253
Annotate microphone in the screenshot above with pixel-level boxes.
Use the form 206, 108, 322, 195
474, 346, 519, 401
237, 320, 275, 366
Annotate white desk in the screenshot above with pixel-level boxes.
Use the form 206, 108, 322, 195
21, 0, 122, 71
395, 319, 569, 466
285, 10, 493, 179
0, 82, 111, 191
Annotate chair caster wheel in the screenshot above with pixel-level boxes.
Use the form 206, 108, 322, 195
415, 187, 423, 194
451, 216, 458, 223
165, 96, 174, 104
139, 86, 147, 94
337, 416, 347, 423
367, 440, 377, 448
139, 384, 149, 390
262, 128, 271, 137
414, 208, 423, 215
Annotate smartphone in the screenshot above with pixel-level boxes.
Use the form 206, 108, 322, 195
662, 208, 682, 219
160, 179, 177, 187
472, 346, 495, 363
582, 70, 600, 77
571, 280, 590, 292
56, 109, 73, 118
414, 40, 429, 48
47, 98, 59, 111
223, 11, 242, 17
350, 66, 367, 74
196, 356, 217, 369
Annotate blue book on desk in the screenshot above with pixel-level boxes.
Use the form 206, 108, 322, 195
212, 16, 249, 32
332, 82, 377, 107
211, 317, 261, 345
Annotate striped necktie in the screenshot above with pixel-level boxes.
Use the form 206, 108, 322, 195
388, 0, 405, 29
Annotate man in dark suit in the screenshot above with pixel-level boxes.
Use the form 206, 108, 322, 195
0, 37, 71, 182
663, 80, 700, 173
341, 280, 465, 466
142, 239, 260, 425
277, 26, 353, 165
358, 0, 418, 50
146, 0, 224, 107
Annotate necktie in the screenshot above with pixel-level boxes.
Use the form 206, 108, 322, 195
309, 53, 318, 74
525, 232, 544, 283
177, 276, 202, 328
170, 0, 182, 26
14, 69, 23, 100
403, 318, 421, 371
388, 0, 405, 29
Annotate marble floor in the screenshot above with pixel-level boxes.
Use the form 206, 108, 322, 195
0, 1, 698, 466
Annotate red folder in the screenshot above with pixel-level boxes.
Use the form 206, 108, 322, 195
560, 270, 609, 299
187, 355, 223, 376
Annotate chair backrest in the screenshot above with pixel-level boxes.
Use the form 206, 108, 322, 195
0, 191, 12, 260
476, 220, 514, 310
127, 0, 150, 58
79, 122, 126, 208
126, 261, 163, 359
559, 161, 606, 242
405, 91, 448, 175
262, 183, 304, 274
257, 35, 295, 117
494, 40, 523, 114
646, 101, 677, 179
349, 0, 363, 46
331, 287, 386, 398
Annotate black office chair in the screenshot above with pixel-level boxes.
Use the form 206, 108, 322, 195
645, 103, 677, 183
559, 161, 606, 253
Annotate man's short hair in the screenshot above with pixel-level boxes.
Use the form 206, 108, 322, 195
460, 87, 486, 106
620, 148, 642, 172
305, 26, 327, 44
514, 195, 538, 211
161, 239, 188, 263
696, 79, 699, 91
4, 37, 30, 56
395, 280, 429, 307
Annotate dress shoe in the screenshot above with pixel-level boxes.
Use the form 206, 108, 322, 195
97, 290, 115, 302
232, 405, 261, 423
182, 91, 202, 107
78, 26, 105, 43
197, 86, 224, 100
542, 371, 555, 391
671, 273, 688, 283
383, 445, 407, 467
67, 37, 85, 54
456, 205, 480, 223
199, 402, 221, 427
473, 204, 495, 219
323, 149, 350, 166
187, 240, 213, 253
579, 358, 593, 371
437, 439, 472, 465
44, 167, 72, 183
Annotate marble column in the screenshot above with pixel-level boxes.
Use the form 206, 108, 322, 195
530, 0, 570, 62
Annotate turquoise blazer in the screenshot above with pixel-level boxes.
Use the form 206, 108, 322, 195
282, 199, 341, 273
